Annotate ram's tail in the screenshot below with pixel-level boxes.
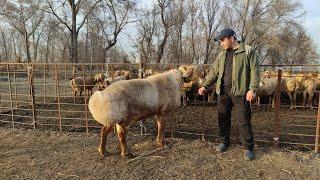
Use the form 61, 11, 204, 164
88, 91, 109, 126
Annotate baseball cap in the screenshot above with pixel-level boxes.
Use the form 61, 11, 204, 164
214, 28, 236, 41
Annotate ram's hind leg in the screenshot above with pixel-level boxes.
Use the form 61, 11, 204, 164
116, 123, 133, 158
155, 114, 166, 149
98, 125, 113, 157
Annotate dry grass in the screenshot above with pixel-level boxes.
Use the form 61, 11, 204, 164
0, 128, 319, 179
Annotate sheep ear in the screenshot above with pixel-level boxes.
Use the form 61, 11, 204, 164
182, 68, 193, 78
178, 65, 187, 73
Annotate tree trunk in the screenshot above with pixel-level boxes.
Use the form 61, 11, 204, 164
24, 30, 31, 63
71, 1, 78, 63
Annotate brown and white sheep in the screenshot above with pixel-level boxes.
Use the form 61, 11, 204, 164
294, 73, 317, 109
94, 73, 107, 91
257, 76, 298, 109
88, 69, 184, 158
178, 65, 205, 106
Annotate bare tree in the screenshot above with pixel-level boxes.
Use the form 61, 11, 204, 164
200, 0, 221, 64
136, 7, 158, 63
0, 26, 9, 61
92, 0, 137, 62
0, 0, 44, 63
155, 0, 175, 63
43, 0, 101, 63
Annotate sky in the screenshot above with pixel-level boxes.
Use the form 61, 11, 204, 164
302, 0, 320, 52
118, 0, 320, 54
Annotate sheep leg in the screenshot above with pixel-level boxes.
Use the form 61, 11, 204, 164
272, 93, 276, 108
294, 91, 297, 108
266, 96, 271, 107
182, 91, 188, 107
98, 125, 113, 157
287, 91, 294, 109
308, 92, 314, 110
302, 91, 307, 107
155, 114, 166, 148
116, 123, 133, 158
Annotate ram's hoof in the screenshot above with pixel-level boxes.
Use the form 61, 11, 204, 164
121, 152, 134, 159
98, 148, 109, 157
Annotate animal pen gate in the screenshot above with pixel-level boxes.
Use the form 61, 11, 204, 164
0, 63, 319, 153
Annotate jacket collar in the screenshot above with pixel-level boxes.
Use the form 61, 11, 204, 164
235, 42, 245, 54
221, 42, 245, 55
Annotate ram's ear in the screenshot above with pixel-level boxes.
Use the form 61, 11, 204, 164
178, 65, 187, 73
182, 67, 193, 78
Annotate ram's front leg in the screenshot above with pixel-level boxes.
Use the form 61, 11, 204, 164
181, 91, 188, 107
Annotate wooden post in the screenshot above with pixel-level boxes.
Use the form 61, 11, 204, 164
138, 62, 144, 79
72, 65, 76, 103
82, 65, 89, 133
28, 64, 36, 129
72, 65, 76, 79
64, 64, 67, 97
43, 64, 46, 103
7, 64, 15, 129
273, 67, 282, 148
315, 92, 320, 153
55, 64, 62, 131
13, 65, 17, 108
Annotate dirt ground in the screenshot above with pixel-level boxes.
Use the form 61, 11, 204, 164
1, 127, 320, 180
1, 77, 320, 180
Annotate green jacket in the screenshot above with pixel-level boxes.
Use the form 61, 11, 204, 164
202, 42, 260, 96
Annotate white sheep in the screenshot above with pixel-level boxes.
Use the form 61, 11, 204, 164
88, 69, 184, 158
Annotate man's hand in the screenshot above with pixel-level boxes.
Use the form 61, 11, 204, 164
198, 87, 206, 96
246, 90, 256, 102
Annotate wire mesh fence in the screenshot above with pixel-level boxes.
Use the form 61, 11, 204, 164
0, 62, 319, 153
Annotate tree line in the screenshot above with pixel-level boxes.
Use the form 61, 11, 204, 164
0, 0, 318, 65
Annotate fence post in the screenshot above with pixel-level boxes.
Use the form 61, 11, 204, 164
315, 92, 320, 153
55, 64, 62, 131
72, 65, 76, 103
7, 64, 15, 129
64, 64, 67, 97
28, 64, 37, 129
82, 65, 89, 133
43, 64, 47, 103
13, 66, 18, 108
273, 67, 282, 148
138, 62, 144, 79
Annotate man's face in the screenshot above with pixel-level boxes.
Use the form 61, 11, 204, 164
220, 36, 234, 50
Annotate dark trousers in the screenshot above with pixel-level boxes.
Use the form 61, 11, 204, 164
217, 89, 254, 150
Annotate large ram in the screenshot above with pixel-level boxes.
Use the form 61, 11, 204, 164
88, 69, 184, 158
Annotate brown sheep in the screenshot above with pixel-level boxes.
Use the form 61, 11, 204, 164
143, 68, 160, 78
114, 70, 132, 79
70, 77, 97, 96
94, 73, 107, 91
88, 69, 184, 158
294, 73, 317, 109
178, 65, 205, 106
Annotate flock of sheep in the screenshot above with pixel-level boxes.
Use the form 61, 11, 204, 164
258, 70, 320, 109
69, 65, 320, 110
67, 65, 320, 157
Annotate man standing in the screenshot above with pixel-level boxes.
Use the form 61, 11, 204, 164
198, 28, 260, 160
